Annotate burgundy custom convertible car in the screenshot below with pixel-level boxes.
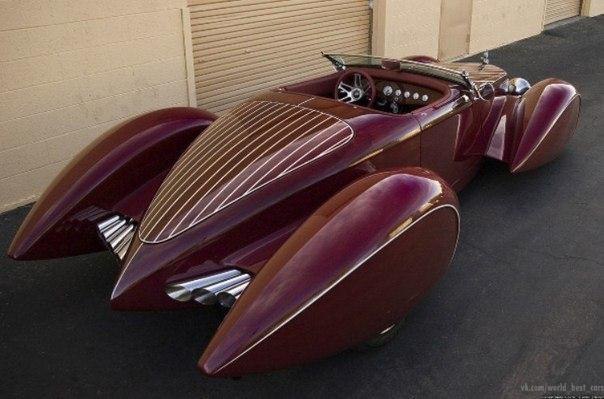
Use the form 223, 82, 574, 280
8, 53, 580, 377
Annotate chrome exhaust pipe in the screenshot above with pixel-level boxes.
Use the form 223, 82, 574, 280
192, 274, 251, 305
109, 224, 135, 250
98, 215, 120, 231
115, 233, 133, 260
165, 269, 241, 302
217, 281, 250, 308
114, 230, 134, 255
103, 219, 126, 240
97, 214, 137, 260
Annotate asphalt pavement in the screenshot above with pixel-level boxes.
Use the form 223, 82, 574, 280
1, 15, 602, 399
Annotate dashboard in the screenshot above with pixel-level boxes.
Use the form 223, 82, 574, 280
375, 80, 439, 114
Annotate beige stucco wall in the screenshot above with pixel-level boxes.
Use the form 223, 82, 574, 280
583, 0, 604, 16
373, 0, 547, 60
372, 0, 442, 58
0, 0, 599, 213
468, 0, 546, 54
0, 0, 194, 212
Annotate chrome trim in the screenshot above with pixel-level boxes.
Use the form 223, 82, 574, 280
214, 204, 461, 373
479, 51, 490, 70
103, 220, 126, 240
508, 77, 531, 95
379, 324, 396, 335
323, 53, 495, 99
423, 95, 471, 130
165, 269, 242, 302
478, 83, 495, 100
388, 218, 412, 239
349, 148, 384, 167
97, 214, 137, 261
217, 281, 250, 308
100, 217, 121, 232
336, 72, 372, 103
97, 215, 119, 230
109, 225, 135, 250
165, 269, 252, 306
115, 231, 134, 258
193, 274, 251, 305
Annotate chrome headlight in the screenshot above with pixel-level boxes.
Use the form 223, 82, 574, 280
508, 77, 531, 95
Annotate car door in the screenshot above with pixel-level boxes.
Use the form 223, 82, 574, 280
412, 94, 484, 190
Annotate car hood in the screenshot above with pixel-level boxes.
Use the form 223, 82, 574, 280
138, 97, 354, 243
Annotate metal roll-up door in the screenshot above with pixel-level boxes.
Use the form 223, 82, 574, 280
188, 0, 371, 114
544, 0, 582, 25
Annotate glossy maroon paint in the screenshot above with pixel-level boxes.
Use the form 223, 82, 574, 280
8, 107, 215, 260
199, 169, 459, 376
7, 56, 581, 377
110, 166, 372, 310
509, 79, 580, 172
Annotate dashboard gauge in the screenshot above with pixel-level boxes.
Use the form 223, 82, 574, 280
383, 85, 393, 96
377, 98, 387, 106
404, 91, 411, 98
412, 92, 420, 100
421, 94, 429, 102
395, 89, 402, 97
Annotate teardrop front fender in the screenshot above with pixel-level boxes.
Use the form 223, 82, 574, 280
199, 167, 460, 377
511, 79, 580, 172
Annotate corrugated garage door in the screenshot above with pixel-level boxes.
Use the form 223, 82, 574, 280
188, 0, 371, 114
544, 0, 582, 25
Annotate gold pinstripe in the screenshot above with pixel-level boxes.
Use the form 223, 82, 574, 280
141, 102, 287, 236
140, 100, 353, 242
155, 104, 303, 238
141, 102, 276, 231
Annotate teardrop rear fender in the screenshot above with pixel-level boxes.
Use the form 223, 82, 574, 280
8, 107, 215, 260
199, 167, 460, 377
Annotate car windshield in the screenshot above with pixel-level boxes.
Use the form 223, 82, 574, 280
322, 53, 387, 69
323, 53, 474, 90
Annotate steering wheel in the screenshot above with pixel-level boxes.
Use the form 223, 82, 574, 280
334, 69, 376, 107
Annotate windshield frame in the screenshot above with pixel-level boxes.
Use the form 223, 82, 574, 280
322, 53, 486, 99
322, 53, 386, 69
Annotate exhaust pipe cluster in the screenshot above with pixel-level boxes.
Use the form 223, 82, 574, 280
97, 215, 137, 260
165, 269, 251, 308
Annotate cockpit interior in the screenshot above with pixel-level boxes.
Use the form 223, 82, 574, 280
281, 54, 451, 115
281, 53, 507, 115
